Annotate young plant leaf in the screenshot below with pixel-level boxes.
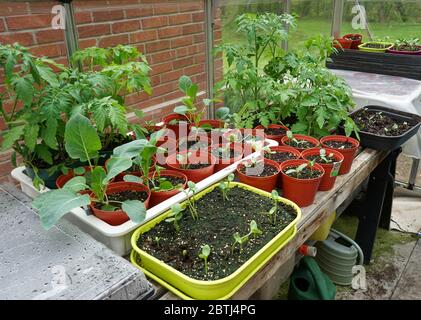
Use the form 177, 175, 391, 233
121, 200, 146, 223
62, 176, 88, 192
105, 157, 132, 182
123, 174, 143, 183
113, 139, 148, 158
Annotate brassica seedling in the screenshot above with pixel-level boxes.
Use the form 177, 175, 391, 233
261, 190, 280, 224
198, 244, 211, 274
319, 148, 334, 164
231, 220, 262, 254
180, 181, 199, 220
165, 203, 184, 232
218, 173, 235, 201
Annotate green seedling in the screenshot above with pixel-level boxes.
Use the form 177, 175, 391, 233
176, 152, 193, 170
218, 173, 235, 201
261, 190, 280, 224
180, 181, 199, 220
165, 203, 184, 232
182, 249, 188, 258
198, 244, 211, 274
154, 236, 161, 249
319, 148, 335, 164
285, 163, 308, 179
231, 220, 263, 254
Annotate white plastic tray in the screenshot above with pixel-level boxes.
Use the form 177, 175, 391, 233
11, 139, 278, 256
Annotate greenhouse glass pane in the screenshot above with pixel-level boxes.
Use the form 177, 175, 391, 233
341, 0, 421, 42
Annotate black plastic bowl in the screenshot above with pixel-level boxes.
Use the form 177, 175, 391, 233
343, 105, 421, 151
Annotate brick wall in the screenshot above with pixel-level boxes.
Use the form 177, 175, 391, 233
0, 0, 223, 183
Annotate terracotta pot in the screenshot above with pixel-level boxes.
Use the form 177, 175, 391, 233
255, 124, 289, 144
236, 158, 281, 192
148, 170, 188, 207
261, 146, 302, 189
207, 143, 244, 172
320, 135, 359, 175
301, 148, 345, 191
177, 136, 214, 153
162, 113, 190, 140
166, 150, 216, 183
89, 181, 151, 226
56, 166, 93, 195
334, 38, 352, 50
281, 134, 320, 153
114, 156, 157, 182
190, 119, 225, 145
343, 34, 362, 50
280, 159, 325, 208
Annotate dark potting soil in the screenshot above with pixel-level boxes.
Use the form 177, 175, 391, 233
283, 165, 323, 179
264, 127, 287, 136
95, 190, 148, 210
351, 110, 413, 136
180, 163, 212, 170
394, 45, 420, 52
264, 151, 299, 163
305, 154, 336, 164
138, 186, 297, 281
345, 35, 361, 41
363, 43, 389, 49
323, 140, 355, 149
211, 148, 241, 159
238, 163, 278, 177
149, 175, 186, 191
284, 139, 316, 149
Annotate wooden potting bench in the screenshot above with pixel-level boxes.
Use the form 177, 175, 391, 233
147, 147, 397, 300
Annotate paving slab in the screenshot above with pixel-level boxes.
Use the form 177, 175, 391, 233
0, 184, 154, 300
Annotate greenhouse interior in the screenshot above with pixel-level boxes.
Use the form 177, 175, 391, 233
0, 0, 421, 303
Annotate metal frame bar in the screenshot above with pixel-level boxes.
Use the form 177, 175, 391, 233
204, 0, 215, 119
331, 0, 344, 39
61, 0, 80, 68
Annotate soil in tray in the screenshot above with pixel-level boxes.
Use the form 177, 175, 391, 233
239, 163, 278, 177
264, 127, 287, 136
282, 166, 323, 179
363, 43, 389, 49
305, 154, 336, 164
149, 175, 185, 190
94, 190, 148, 210
323, 140, 355, 149
351, 110, 413, 136
211, 148, 241, 159
284, 139, 316, 149
138, 186, 297, 281
264, 151, 299, 163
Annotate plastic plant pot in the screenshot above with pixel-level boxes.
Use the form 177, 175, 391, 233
320, 135, 359, 175
236, 158, 281, 192
89, 182, 151, 226
387, 46, 421, 55
25, 166, 62, 190
334, 38, 352, 50
280, 159, 325, 208
343, 34, 362, 50
56, 166, 93, 194
207, 143, 244, 172
301, 148, 344, 191
130, 182, 301, 300
162, 113, 191, 140
358, 42, 394, 53
147, 170, 188, 208
281, 134, 320, 153
255, 124, 289, 144
165, 150, 216, 183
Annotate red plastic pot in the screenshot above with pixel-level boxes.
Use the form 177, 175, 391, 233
280, 159, 325, 208
89, 182, 151, 226
236, 158, 281, 192
148, 170, 188, 208
334, 38, 352, 50
343, 34, 362, 50
177, 136, 214, 153
301, 148, 345, 191
190, 119, 225, 145
162, 113, 190, 140
207, 143, 244, 172
166, 150, 216, 183
56, 166, 92, 195
255, 124, 289, 144
387, 46, 421, 55
281, 134, 320, 153
320, 135, 360, 175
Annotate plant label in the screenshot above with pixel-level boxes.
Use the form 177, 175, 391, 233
331, 162, 341, 177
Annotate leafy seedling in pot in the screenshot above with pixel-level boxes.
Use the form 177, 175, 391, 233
231, 220, 263, 254
180, 181, 199, 220
261, 190, 280, 224
285, 163, 308, 179
198, 244, 211, 274
165, 203, 184, 232
218, 173, 235, 201
176, 152, 193, 170
286, 131, 307, 147
319, 148, 335, 164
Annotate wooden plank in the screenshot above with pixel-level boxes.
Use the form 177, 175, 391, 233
157, 149, 387, 300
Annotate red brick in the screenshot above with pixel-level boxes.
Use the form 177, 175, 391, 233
0, 32, 34, 46
184, 64, 203, 76
36, 29, 64, 44
6, 14, 51, 30
192, 12, 205, 22
194, 53, 205, 64
78, 38, 97, 49
29, 2, 55, 14
151, 75, 161, 86
72, 1, 110, 10
125, 7, 153, 18
142, 16, 168, 29
152, 82, 177, 97
75, 11, 92, 24
162, 91, 184, 102
158, 26, 182, 39
178, 3, 203, 12
168, 13, 192, 25
0, 117, 6, 131
0, 19, 5, 32
188, 45, 199, 55
176, 47, 188, 58
98, 34, 129, 48
172, 57, 193, 69
130, 30, 157, 43
171, 36, 193, 49
3, 100, 23, 114
150, 51, 176, 64
182, 23, 203, 35
194, 33, 205, 43
92, 10, 124, 22
0, 3, 29, 15
214, 30, 222, 40
150, 61, 173, 75
78, 24, 110, 38
112, 20, 140, 33
29, 43, 65, 58
154, 4, 179, 15
146, 40, 170, 53
161, 69, 184, 83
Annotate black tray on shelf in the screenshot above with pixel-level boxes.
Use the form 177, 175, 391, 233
341, 105, 421, 151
